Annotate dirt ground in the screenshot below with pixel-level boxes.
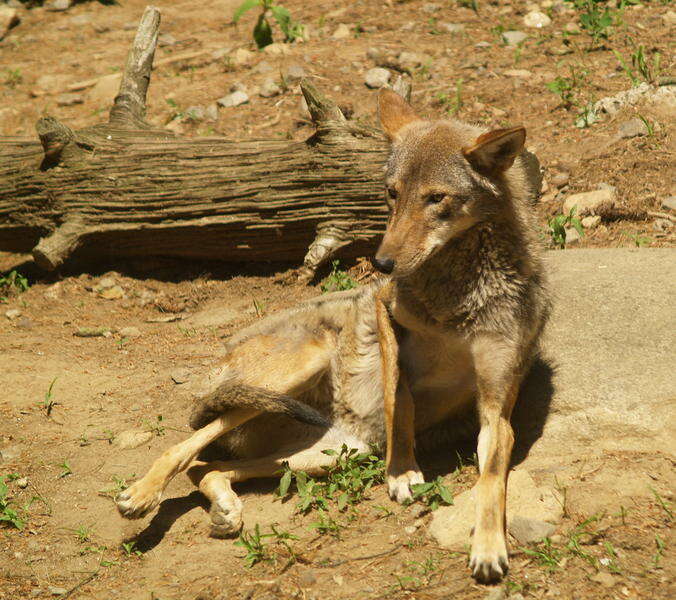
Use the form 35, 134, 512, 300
0, 1, 674, 599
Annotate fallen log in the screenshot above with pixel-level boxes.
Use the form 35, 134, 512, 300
0, 6, 414, 280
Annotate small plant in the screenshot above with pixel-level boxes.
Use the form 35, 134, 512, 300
575, 101, 599, 129
121, 541, 142, 557
523, 537, 562, 571
57, 460, 73, 479
98, 474, 135, 499
627, 232, 651, 248
233, 0, 305, 49
308, 509, 344, 537
143, 415, 165, 437
652, 533, 665, 568
74, 524, 93, 543
546, 76, 576, 108
4, 68, 22, 88
234, 524, 269, 567
457, 0, 479, 14
39, 378, 59, 417
614, 45, 661, 86
547, 208, 584, 249
410, 476, 454, 511
566, 0, 614, 46
0, 269, 29, 301
0, 475, 25, 530
649, 486, 673, 520
320, 261, 357, 294
637, 114, 654, 137
395, 555, 441, 591
566, 515, 602, 568
435, 79, 464, 116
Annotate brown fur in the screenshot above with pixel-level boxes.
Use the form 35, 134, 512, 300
115, 89, 549, 584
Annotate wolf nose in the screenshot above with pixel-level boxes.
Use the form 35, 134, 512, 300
371, 256, 395, 274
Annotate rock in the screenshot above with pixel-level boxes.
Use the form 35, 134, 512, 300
232, 48, 254, 66
36, 74, 71, 94
171, 368, 191, 384
158, 33, 177, 47
397, 51, 425, 72
563, 188, 615, 216
48, 586, 67, 596
99, 285, 125, 300
211, 47, 231, 61
259, 79, 281, 98
118, 326, 142, 338
45, 0, 72, 12
56, 93, 84, 107
422, 2, 441, 13
0, 445, 21, 463
524, 11, 551, 28
217, 91, 249, 108
581, 215, 601, 229
74, 327, 112, 338
551, 172, 570, 188
565, 22, 581, 34
404, 525, 417, 534
205, 104, 218, 122
594, 82, 655, 118
298, 570, 317, 587
262, 42, 291, 56
508, 515, 556, 544
5, 309, 21, 320
504, 69, 533, 79
617, 118, 648, 139
285, 65, 306, 84
252, 60, 273, 74
185, 106, 206, 121
564, 226, 581, 245
87, 73, 122, 107
93, 23, 111, 34
440, 22, 464, 34
653, 218, 672, 233
484, 588, 506, 600
114, 429, 153, 449
502, 31, 528, 46
16, 317, 33, 330
16, 477, 28, 489
662, 10, 676, 26
590, 572, 615, 588
0, 6, 19, 40
660, 196, 676, 212
429, 470, 562, 550
332, 24, 351, 40
364, 67, 391, 89
475, 41, 491, 49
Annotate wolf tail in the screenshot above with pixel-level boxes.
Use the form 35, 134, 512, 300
189, 381, 331, 430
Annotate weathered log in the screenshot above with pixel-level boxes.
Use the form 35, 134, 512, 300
0, 5, 401, 279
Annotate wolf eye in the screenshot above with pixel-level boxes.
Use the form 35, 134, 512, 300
386, 187, 397, 200
427, 193, 446, 204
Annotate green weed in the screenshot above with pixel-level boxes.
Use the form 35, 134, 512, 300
394, 555, 442, 591
320, 261, 357, 294
121, 541, 142, 557
3, 68, 22, 88
235, 523, 298, 567
522, 537, 562, 571
74, 524, 93, 543
0, 475, 25, 530
435, 79, 464, 116
652, 533, 665, 568
143, 415, 165, 437
614, 45, 661, 86
57, 460, 73, 479
547, 208, 584, 248
39, 378, 59, 417
649, 486, 673, 520
233, 0, 305, 49
98, 474, 135, 499
410, 476, 454, 511
0, 269, 29, 301
566, 0, 614, 46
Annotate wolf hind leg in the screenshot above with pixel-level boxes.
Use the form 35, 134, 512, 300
186, 427, 370, 538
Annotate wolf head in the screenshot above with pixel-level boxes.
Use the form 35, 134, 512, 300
372, 88, 526, 277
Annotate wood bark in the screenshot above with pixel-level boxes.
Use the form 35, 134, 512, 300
0, 6, 412, 279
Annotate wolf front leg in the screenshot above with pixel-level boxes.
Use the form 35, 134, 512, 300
376, 284, 424, 503
469, 335, 524, 583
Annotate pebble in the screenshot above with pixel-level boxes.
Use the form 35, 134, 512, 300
158, 33, 177, 47
590, 572, 615, 588
0, 6, 19, 40
171, 368, 191, 384
232, 48, 254, 66
118, 326, 142, 338
45, 0, 72, 12
16, 477, 28, 488
114, 429, 153, 449
95, 277, 116, 291
364, 67, 391, 89
205, 104, 218, 122
285, 65, 306, 84
484, 588, 506, 600
563, 188, 615, 216
93, 23, 111, 34
397, 51, 425, 72
74, 327, 111, 338
211, 47, 231, 61
48, 586, 67, 596
422, 2, 441, 13
551, 172, 570, 188
185, 106, 206, 121
404, 525, 417, 534
508, 515, 556, 544
662, 10, 676, 26
617, 118, 648, 139
56, 93, 84, 107
524, 11, 552, 28
564, 226, 581, 245
0, 445, 21, 462
259, 79, 281, 98
99, 285, 125, 300
502, 30, 527, 46
439, 22, 464, 34
332, 24, 351, 40
504, 69, 532, 79
581, 215, 601, 229
217, 91, 249, 108
5, 309, 21, 320
653, 218, 672, 232
660, 196, 676, 212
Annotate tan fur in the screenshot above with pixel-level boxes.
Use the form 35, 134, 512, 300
115, 90, 549, 584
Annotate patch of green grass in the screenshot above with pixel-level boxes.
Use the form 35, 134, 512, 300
232, 0, 305, 49
649, 486, 673, 521
143, 415, 165, 437
0, 269, 29, 301
0, 475, 25, 530
394, 555, 442, 591
547, 208, 584, 248
3, 68, 22, 88
522, 537, 562, 571
565, 0, 615, 46
98, 474, 135, 499
39, 377, 59, 417
57, 460, 73, 479
614, 44, 661, 86
235, 523, 298, 567
320, 261, 357, 293
121, 541, 142, 557
308, 509, 344, 538
74, 524, 93, 543
435, 79, 464, 116
652, 533, 665, 568
410, 476, 454, 511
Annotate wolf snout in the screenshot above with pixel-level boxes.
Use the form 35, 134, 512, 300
371, 255, 395, 274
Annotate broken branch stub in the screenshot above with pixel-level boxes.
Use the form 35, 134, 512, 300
36, 116, 74, 162
32, 217, 87, 271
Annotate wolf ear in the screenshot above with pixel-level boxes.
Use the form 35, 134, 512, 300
463, 127, 526, 174
378, 88, 421, 140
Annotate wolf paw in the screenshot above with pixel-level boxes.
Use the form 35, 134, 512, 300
115, 482, 162, 520
387, 469, 424, 504
209, 493, 243, 539
469, 537, 509, 583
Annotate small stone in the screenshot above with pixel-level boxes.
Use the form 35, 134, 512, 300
14, 551, 23, 559
439, 22, 464, 34
16, 477, 28, 489
366, 47, 382, 61
662, 10, 676, 26
298, 569, 317, 587
0, 6, 19, 40
48, 586, 67, 596
397, 51, 425, 72
551, 172, 570, 188
423, 2, 441, 13
205, 104, 218, 122
475, 41, 491, 48
158, 33, 177, 47
230, 81, 247, 94
16, 317, 33, 330
171, 368, 191, 384
87, 73, 123, 107
653, 218, 672, 232
95, 277, 116, 291
100, 285, 125, 300
508, 515, 556, 544
617, 118, 648, 139
564, 226, 581, 245
262, 42, 291, 56
332, 24, 351, 39
660, 196, 676, 212
114, 429, 153, 449
185, 106, 206, 121
563, 188, 615, 216
211, 47, 231, 61
93, 23, 111, 34
565, 22, 581, 34
118, 326, 142, 338
5, 309, 21, 320
259, 79, 281, 98
502, 30, 527, 46
590, 572, 615, 588
217, 91, 249, 108
581, 215, 601, 229
56, 93, 84, 107
524, 11, 552, 28
400, 21, 416, 32
0, 445, 21, 462
74, 327, 111, 338
45, 0, 72, 12
285, 65, 306, 84
232, 48, 254, 66
484, 588, 506, 600
252, 60, 273, 74
504, 69, 533, 79
404, 525, 417, 534
364, 67, 391, 89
